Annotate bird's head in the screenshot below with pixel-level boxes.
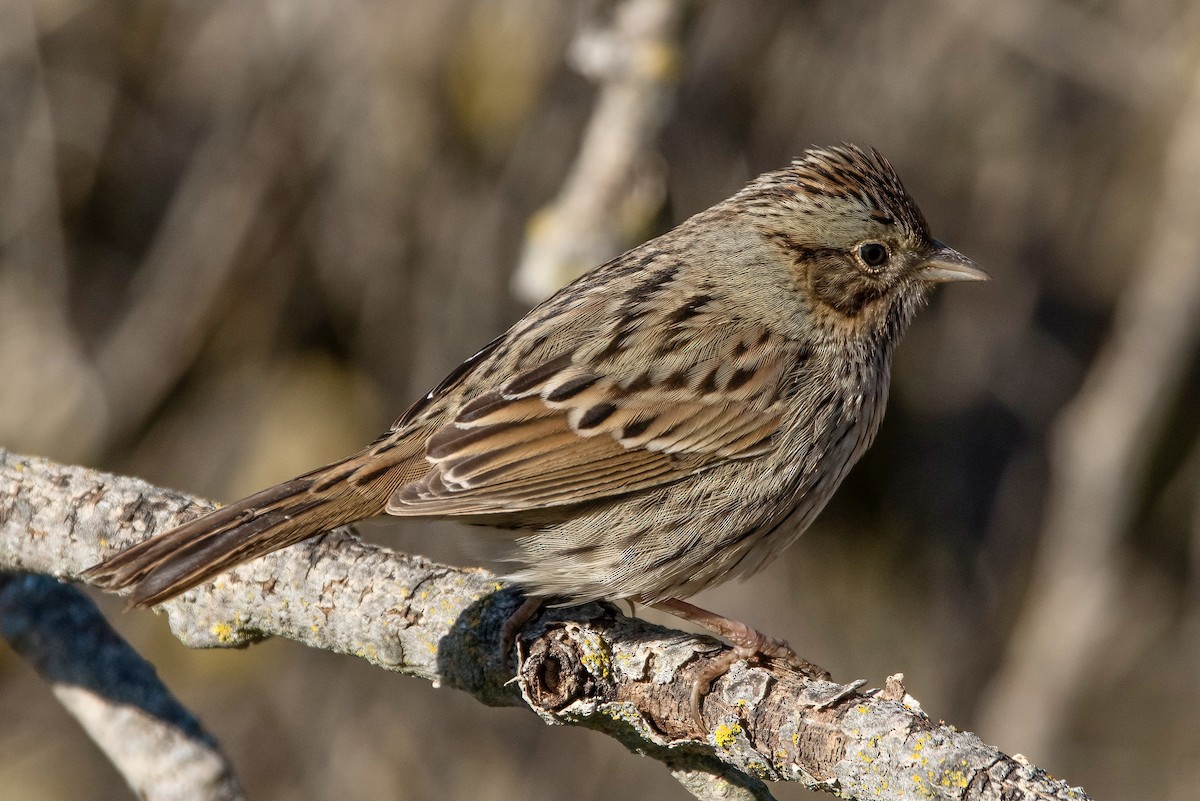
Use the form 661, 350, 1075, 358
740, 145, 986, 329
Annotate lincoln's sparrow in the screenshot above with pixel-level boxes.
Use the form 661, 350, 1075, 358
86, 145, 984, 713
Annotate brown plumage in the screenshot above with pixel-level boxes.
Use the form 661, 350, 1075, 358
85, 146, 985, 666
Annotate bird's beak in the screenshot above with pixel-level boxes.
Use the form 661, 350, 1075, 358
919, 241, 989, 283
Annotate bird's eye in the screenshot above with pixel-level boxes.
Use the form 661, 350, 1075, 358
857, 242, 889, 269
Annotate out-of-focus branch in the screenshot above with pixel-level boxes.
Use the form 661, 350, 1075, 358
0, 0, 70, 295
947, 0, 1183, 106
0, 574, 244, 801
511, 0, 685, 303
0, 0, 107, 461
94, 102, 290, 449
977, 61, 1200, 761
0, 449, 1090, 801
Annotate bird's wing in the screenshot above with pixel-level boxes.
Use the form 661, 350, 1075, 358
386, 321, 796, 516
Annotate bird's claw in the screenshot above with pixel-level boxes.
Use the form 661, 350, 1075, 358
689, 639, 831, 730
500, 595, 545, 667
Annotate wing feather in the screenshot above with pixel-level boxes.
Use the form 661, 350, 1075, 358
387, 317, 796, 517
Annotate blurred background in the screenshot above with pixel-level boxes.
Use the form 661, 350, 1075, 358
2, 0, 1199, 798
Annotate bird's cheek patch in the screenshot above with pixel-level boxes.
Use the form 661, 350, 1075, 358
808, 259, 886, 318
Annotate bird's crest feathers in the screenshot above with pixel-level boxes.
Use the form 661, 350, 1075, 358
742, 144, 930, 239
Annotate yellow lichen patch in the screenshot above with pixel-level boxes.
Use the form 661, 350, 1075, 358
940, 768, 969, 789
603, 704, 644, 728
911, 773, 933, 799
211, 622, 235, 643
714, 722, 742, 749
579, 649, 610, 680
572, 626, 611, 681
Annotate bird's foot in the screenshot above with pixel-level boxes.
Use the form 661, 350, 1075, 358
651, 597, 830, 728
500, 595, 545, 667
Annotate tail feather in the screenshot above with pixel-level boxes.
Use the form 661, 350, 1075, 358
84, 450, 411, 607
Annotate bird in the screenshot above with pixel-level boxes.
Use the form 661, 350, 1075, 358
85, 144, 985, 720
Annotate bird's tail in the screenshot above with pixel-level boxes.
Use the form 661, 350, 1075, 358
83, 445, 415, 608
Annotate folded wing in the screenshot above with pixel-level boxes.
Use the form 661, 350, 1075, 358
387, 321, 792, 516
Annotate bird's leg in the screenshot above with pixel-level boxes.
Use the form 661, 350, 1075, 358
652, 597, 831, 727
500, 595, 545, 665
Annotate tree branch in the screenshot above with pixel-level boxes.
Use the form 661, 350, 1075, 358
0, 574, 245, 801
0, 448, 1090, 801
511, 0, 684, 303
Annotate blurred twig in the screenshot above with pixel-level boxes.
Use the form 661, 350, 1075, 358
511, 0, 685, 303
0, 574, 244, 801
947, 0, 1180, 106
0, 0, 106, 460
977, 57, 1200, 762
94, 104, 292, 450
0, 449, 1090, 801
0, 0, 70, 294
